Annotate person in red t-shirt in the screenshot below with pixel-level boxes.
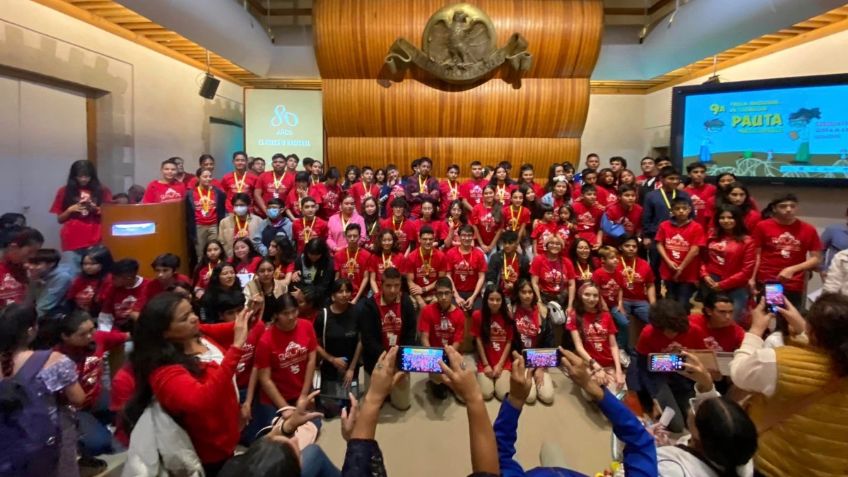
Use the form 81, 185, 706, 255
403, 225, 447, 309
291, 197, 329, 254
185, 168, 227, 260
693, 293, 744, 352
516, 163, 545, 202
220, 151, 257, 214
656, 197, 705, 311
460, 161, 487, 212
752, 193, 822, 309
285, 172, 314, 220
504, 189, 531, 245
634, 299, 707, 432
142, 158, 187, 204
349, 166, 381, 214
602, 184, 643, 245
230, 237, 263, 275
380, 197, 418, 255
486, 231, 530, 297
66, 245, 112, 315
471, 185, 504, 256
50, 160, 112, 258
617, 236, 656, 350
531, 204, 558, 256
446, 225, 487, 311
555, 204, 576, 260
192, 240, 226, 301
683, 162, 717, 231
511, 279, 555, 404
443, 199, 467, 250
721, 182, 761, 236
416, 198, 447, 248
566, 282, 624, 395
98, 258, 148, 332
700, 204, 756, 323
530, 235, 576, 314
334, 224, 372, 304
572, 184, 605, 250
489, 165, 515, 206
471, 287, 514, 401
145, 253, 191, 303
254, 153, 294, 218
255, 294, 317, 429
592, 246, 629, 352
314, 169, 344, 221
368, 228, 403, 294
596, 169, 619, 209
439, 164, 462, 220
418, 277, 466, 400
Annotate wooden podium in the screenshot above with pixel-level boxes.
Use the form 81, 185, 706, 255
101, 201, 190, 278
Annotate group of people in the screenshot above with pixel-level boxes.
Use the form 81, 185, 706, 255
0, 151, 846, 477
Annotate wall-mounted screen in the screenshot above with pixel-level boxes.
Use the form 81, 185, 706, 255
671, 73, 848, 186
111, 222, 156, 237
244, 89, 323, 164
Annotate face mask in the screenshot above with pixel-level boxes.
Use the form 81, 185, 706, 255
234, 205, 248, 216
267, 208, 280, 220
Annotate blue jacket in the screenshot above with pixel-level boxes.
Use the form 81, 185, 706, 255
641, 189, 691, 239
493, 390, 657, 477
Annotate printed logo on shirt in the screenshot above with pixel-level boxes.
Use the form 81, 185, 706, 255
480, 212, 496, 232
577, 211, 595, 230
453, 256, 474, 282
115, 295, 138, 320
490, 321, 507, 352
76, 285, 96, 309
1, 273, 24, 305
160, 188, 183, 202
708, 239, 728, 266
665, 233, 691, 260
277, 340, 309, 374
515, 313, 538, 348
703, 336, 723, 351
469, 185, 483, 204
599, 278, 620, 304
772, 232, 801, 258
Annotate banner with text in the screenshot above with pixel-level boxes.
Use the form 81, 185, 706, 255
245, 89, 323, 164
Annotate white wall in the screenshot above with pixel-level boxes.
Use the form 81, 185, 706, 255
0, 0, 244, 193
580, 94, 646, 169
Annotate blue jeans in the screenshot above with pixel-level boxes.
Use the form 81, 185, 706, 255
78, 410, 113, 457
622, 300, 650, 324
240, 397, 277, 446
665, 281, 696, 312
301, 444, 341, 477
610, 307, 629, 351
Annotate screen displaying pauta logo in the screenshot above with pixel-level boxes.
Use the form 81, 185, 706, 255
384, 3, 532, 84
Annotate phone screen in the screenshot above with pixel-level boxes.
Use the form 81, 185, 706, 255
765, 282, 785, 313
397, 347, 446, 373
649, 353, 686, 372
523, 348, 560, 368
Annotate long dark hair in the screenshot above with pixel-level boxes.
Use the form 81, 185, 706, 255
81, 245, 113, 279
301, 237, 330, 268
361, 196, 381, 237
722, 181, 754, 214
447, 199, 467, 226
0, 304, 36, 377
231, 237, 261, 264
482, 185, 504, 223
713, 204, 748, 241
480, 285, 511, 343
124, 293, 202, 428
219, 437, 300, 477
571, 282, 601, 343
194, 239, 227, 280
271, 236, 296, 267
62, 160, 105, 209
207, 263, 241, 295
694, 397, 757, 477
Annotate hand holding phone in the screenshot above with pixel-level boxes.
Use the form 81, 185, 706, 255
648, 353, 686, 372
397, 346, 446, 373
522, 348, 562, 368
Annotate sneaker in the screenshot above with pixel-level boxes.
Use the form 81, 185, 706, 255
619, 350, 631, 368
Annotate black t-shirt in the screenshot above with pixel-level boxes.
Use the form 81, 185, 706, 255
314, 306, 360, 380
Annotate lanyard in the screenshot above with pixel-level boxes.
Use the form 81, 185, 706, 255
418, 175, 428, 192
234, 215, 248, 236
198, 187, 212, 212
503, 253, 517, 281
234, 171, 246, 192
576, 261, 591, 280
302, 217, 315, 242
660, 188, 676, 211
620, 257, 636, 284
448, 180, 458, 199
273, 171, 284, 190
345, 248, 359, 276
419, 248, 432, 272
341, 214, 351, 231
382, 252, 394, 269
393, 216, 404, 231
509, 206, 522, 231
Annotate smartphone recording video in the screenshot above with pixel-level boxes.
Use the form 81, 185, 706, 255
648, 353, 686, 372
397, 346, 446, 373
522, 348, 561, 368
764, 282, 785, 314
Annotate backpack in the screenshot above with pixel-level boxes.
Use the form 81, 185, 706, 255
0, 350, 61, 477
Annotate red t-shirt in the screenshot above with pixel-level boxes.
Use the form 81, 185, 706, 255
684, 183, 716, 230
144, 273, 191, 302
514, 305, 542, 349
471, 310, 514, 371
504, 205, 531, 234
572, 200, 604, 245
635, 321, 708, 355
752, 218, 822, 292
498, 252, 523, 295
231, 256, 262, 275
334, 247, 372, 294
591, 267, 624, 309
312, 183, 343, 220
604, 203, 643, 236
190, 186, 220, 226
292, 216, 329, 253
58, 330, 128, 409
285, 188, 313, 219
471, 203, 503, 247
690, 314, 745, 352
220, 171, 257, 213
368, 252, 404, 289
445, 246, 487, 293
418, 303, 465, 347
142, 180, 186, 204
0, 259, 28, 306
256, 171, 294, 207
402, 247, 447, 289
492, 184, 515, 206
531, 221, 558, 256
187, 176, 223, 190
373, 294, 405, 349
566, 310, 617, 367
348, 182, 380, 213
416, 219, 448, 243
597, 185, 617, 208
529, 254, 575, 295
66, 274, 112, 313
655, 219, 706, 283
617, 257, 654, 301
102, 278, 149, 331
554, 223, 575, 256
380, 217, 418, 252
702, 235, 756, 290
236, 321, 268, 388
50, 186, 112, 251
255, 321, 316, 403
460, 178, 487, 207
439, 180, 462, 218
193, 262, 221, 290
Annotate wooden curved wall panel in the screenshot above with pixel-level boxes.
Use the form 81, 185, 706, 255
313, 0, 603, 80
323, 78, 590, 138
327, 137, 579, 174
